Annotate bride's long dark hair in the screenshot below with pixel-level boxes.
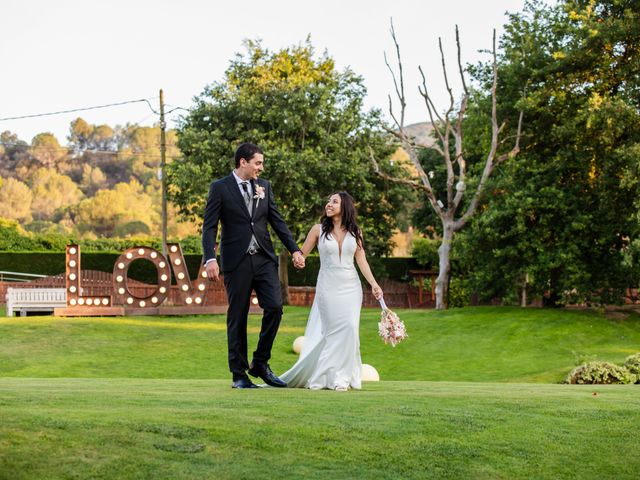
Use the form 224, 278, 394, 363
321, 192, 364, 248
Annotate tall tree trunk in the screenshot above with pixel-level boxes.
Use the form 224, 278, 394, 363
435, 222, 454, 309
521, 273, 528, 307
278, 250, 290, 305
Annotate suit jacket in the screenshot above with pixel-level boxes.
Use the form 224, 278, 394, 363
201, 174, 300, 272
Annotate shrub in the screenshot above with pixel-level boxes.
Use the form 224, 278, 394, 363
448, 277, 469, 308
564, 361, 637, 385
411, 236, 439, 269
0, 218, 203, 254
0, 218, 42, 251
623, 353, 640, 383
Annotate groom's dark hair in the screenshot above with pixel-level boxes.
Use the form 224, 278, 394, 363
235, 142, 263, 168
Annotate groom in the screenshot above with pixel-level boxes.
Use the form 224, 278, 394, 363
202, 142, 305, 389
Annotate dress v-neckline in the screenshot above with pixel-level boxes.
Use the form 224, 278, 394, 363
331, 230, 348, 262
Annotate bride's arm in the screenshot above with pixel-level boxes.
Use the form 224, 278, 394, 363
299, 224, 320, 257
355, 242, 383, 300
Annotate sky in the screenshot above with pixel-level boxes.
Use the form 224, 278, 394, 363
0, 0, 532, 145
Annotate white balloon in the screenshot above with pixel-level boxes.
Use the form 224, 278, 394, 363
361, 364, 380, 382
292, 336, 305, 354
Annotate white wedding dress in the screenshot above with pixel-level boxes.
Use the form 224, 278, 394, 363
280, 232, 363, 390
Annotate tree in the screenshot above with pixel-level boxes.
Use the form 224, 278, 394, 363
372, 23, 523, 309
67, 119, 116, 152
30, 133, 68, 170
67, 118, 130, 186
121, 125, 179, 190
74, 179, 158, 237
0, 177, 33, 222
67, 118, 94, 152
169, 39, 411, 301
0, 131, 30, 178
79, 164, 107, 195
28, 168, 84, 221
454, 0, 640, 306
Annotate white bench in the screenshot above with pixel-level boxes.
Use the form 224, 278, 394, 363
5, 288, 67, 317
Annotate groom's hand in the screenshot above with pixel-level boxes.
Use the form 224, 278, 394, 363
205, 260, 220, 281
292, 251, 305, 269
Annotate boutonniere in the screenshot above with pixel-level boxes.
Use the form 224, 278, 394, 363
253, 184, 265, 208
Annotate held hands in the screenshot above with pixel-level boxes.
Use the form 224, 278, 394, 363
372, 283, 383, 300
292, 251, 306, 269
205, 260, 220, 281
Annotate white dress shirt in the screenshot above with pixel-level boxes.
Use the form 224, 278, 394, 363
232, 170, 253, 197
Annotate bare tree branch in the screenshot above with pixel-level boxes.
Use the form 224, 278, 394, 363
385, 19, 406, 130
455, 25, 469, 95
452, 23, 469, 211
438, 37, 455, 115
453, 29, 500, 229
380, 20, 526, 308
418, 67, 446, 126
455, 29, 526, 229
439, 39, 455, 210
369, 151, 430, 193
368, 147, 444, 219
418, 67, 447, 153
496, 108, 524, 163
387, 94, 402, 131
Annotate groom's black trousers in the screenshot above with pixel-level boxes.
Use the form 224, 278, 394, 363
223, 251, 283, 380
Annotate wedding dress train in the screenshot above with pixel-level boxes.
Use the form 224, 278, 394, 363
280, 232, 363, 390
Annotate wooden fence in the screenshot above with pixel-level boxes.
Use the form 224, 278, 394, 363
0, 270, 430, 309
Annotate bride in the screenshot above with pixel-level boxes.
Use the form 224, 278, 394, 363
280, 192, 383, 391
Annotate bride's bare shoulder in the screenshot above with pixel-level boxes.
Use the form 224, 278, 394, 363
305, 224, 321, 238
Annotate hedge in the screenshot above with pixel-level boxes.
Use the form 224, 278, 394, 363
0, 252, 422, 285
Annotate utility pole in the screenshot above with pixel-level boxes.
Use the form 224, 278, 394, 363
159, 89, 167, 256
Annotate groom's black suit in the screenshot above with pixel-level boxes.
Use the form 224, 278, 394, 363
202, 173, 300, 379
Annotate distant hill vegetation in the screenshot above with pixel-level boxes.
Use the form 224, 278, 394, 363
401, 122, 435, 146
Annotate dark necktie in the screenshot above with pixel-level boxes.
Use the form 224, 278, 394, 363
241, 181, 259, 252
241, 181, 252, 214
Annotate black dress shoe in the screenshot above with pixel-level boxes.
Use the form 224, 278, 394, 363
248, 363, 287, 388
231, 376, 258, 389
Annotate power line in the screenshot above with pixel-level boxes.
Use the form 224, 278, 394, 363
164, 105, 190, 115
0, 141, 180, 159
0, 108, 177, 157
0, 98, 159, 122
129, 112, 159, 129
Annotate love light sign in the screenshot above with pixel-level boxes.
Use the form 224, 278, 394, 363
55, 243, 225, 316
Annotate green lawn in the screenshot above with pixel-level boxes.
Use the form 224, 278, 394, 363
1, 306, 639, 382
1, 306, 639, 479
1, 379, 639, 479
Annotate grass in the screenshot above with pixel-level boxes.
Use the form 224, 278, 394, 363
1, 306, 639, 382
1, 306, 639, 478
1, 379, 639, 479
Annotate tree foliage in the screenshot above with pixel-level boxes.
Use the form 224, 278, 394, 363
0, 177, 33, 223
73, 179, 158, 237
0, 119, 197, 242
169, 39, 412, 257
28, 168, 84, 221
454, 0, 640, 305
30, 133, 67, 170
